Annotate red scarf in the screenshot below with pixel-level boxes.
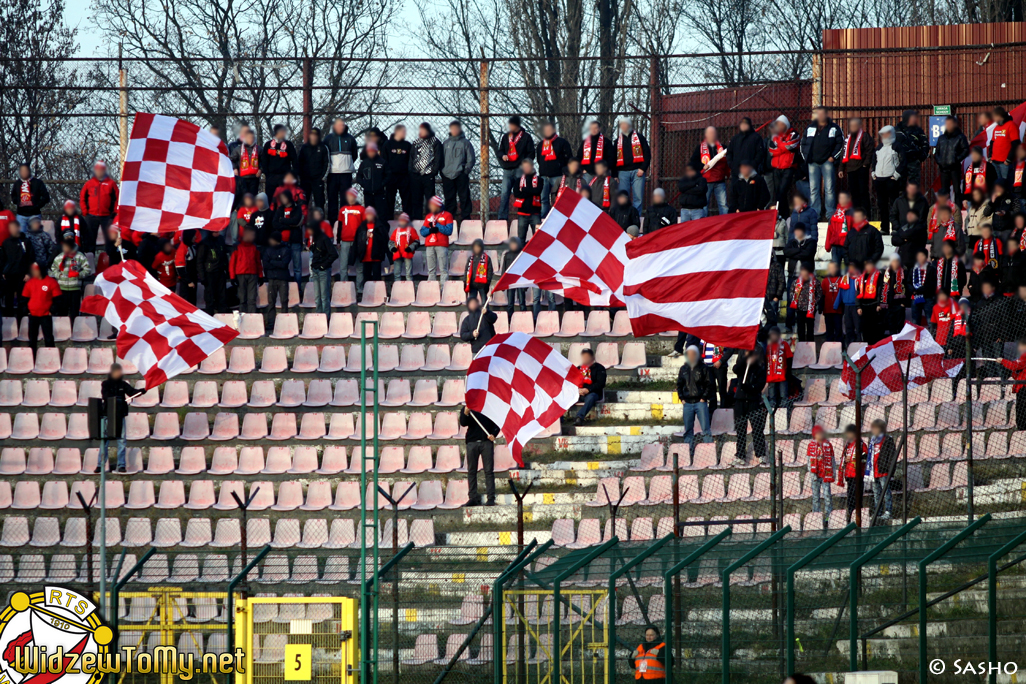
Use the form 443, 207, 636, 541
767, 342, 788, 381
1020, 230, 1026, 251
580, 364, 593, 385
791, 277, 816, 318
19, 181, 32, 207
937, 257, 960, 296
975, 237, 1002, 265
268, 139, 289, 157
513, 174, 541, 210
60, 215, 81, 245
541, 135, 558, 161
965, 164, 987, 191
240, 146, 260, 176
506, 130, 524, 162
927, 202, 955, 240
582, 134, 604, 166
464, 253, 489, 289
857, 270, 880, 299
699, 141, 722, 165
56, 253, 81, 277
591, 175, 611, 208
616, 130, 644, 166
842, 130, 863, 162
881, 268, 903, 307
1015, 160, 1025, 188
557, 174, 582, 201
830, 206, 850, 239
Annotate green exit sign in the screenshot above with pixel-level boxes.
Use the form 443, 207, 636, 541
933, 105, 952, 116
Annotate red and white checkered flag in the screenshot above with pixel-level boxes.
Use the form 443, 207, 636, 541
492, 190, 629, 306
117, 113, 235, 234
465, 332, 584, 467
838, 323, 963, 398
81, 260, 239, 389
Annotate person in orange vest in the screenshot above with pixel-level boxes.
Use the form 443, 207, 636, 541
631, 626, 668, 680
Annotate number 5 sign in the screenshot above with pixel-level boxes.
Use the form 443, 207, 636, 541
285, 644, 313, 680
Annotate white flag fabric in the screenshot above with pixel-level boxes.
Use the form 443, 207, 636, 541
838, 323, 964, 398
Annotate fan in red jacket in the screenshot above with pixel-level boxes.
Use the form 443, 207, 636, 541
389, 213, 419, 282
79, 160, 119, 254
807, 425, 835, 518
824, 191, 853, 260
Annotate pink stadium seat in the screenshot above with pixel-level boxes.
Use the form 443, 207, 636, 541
378, 312, 405, 339
234, 447, 266, 475
615, 343, 646, 369
620, 477, 647, 505
437, 480, 469, 509
0, 449, 25, 477
344, 345, 366, 372
124, 481, 156, 509
791, 342, 816, 369
400, 312, 430, 339
592, 342, 618, 369
33, 348, 61, 374
550, 519, 576, 547
447, 343, 475, 371
429, 312, 458, 338
298, 413, 326, 440
270, 313, 299, 339
299, 379, 330, 408
426, 445, 457, 474
59, 347, 87, 375
359, 281, 387, 307
578, 310, 612, 337
437, 379, 464, 407
566, 519, 601, 549
329, 482, 361, 511
6, 348, 34, 374
394, 345, 424, 372
381, 379, 412, 407
52, 317, 72, 342
260, 346, 289, 373
26, 448, 53, 476
0, 317, 16, 342
331, 281, 357, 307
226, 347, 254, 374
400, 446, 431, 474
235, 313, 264, 340
633, 444, 664, 471
299, 313, 328, 340
429, 412, 460, 439
457, 220, 482, 245
327, 413, 355, 440
291, 346, 320, 372
326, 313, 354, 339
448, 251, 468, 277
212, 380, 245, 408
510, 312, 534, 334
606, 310, 631, 337
440, 280, 466, 307
811, 342, 843, 369
313, 346, 344, 373
377, 345, 400, 372
130, 382, 159, 408
411, 281, 441, 308
11, 413, 39, 440
53, 449, 82, 475
411, 480, 443, 510
795, 378, 826, 407
75, 381, 100, 407
586, 477, 620, 508
494, 446, 517, 472
175, 412, 208, 441
483, 220, 508, 244
273, 379, 304, 408
86, 348, 115, 374
71, 317, 98, 342
402, 379, 436, 407
187, 381, 217, 408
154, 481, 186, 509
195, 347, 226, 374
417, 344, 448, 371
272, 482, 304, 512
0, 380, 23, 406
268, 413, 298, 441
151, 412, 180, 440
555, 311, 585, 337
533, 311, 559, 337
330, 379, 359, 407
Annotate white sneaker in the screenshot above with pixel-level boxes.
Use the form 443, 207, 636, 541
667, 350, 682, 358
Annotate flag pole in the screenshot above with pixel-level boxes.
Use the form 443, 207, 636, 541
475, 297, 491, 336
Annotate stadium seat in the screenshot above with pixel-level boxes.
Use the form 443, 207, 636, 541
440, 280, 466, 307
811, 342, 843, 369
791, 342, 817, 369
549, 519, 575, 547
331, 281, 357, 308
359, 281, 387, 307
327, 413, 355, 440
326, 313, 354, 339
429, 412, 460, 439
71, 317, 98, 342
33, 348, 61, 374
555, 311, 585, 337
448, 251, 469, 277
225, 347, 254, 374
329, 483, 361, 511
430, 446, 461, 473
567, 519, 601, 549
259, 346, 289, 373
57, 347, 87, 375
437, 379, 465, 407
429, 312, 458, 338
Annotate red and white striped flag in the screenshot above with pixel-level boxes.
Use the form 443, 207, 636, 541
838, 323, 963, 398
465, 332, 584, 467
492, 190, 629, 306
117, 113, 235, 234
81, 260, 239, 389
623, 210, 776, 349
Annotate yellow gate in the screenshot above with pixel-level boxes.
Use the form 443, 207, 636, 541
502, 589, 608, 684
236, 596, 358, 684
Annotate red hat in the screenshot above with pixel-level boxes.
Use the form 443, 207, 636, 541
94, 160, 107, 169
811, 425, 825, 438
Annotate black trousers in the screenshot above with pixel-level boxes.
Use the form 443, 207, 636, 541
466, 440, 495, 503
326, 173, 353, 225
55, 288, 82, 320
409, 173, 436, 220
82, 215, 111, 255
846, 478, 860, 517
236, 273, 259, 313
362, 262, 383, 283
442, 173, 472, 221
825, 313, 843, 343
301, 179, 326, 211
203, 274, 227, 315
873, 178, 901, 233
796, 315, 815, 341
938, 166, 962, 205
264, 279, 289, 327
363, 190, 389, 220
860, 305, 882, 344
236, 176, 260, 207
28, 315, 55, 352
846, 166, 871, 215
769, 167, 794, 217
842, 304, 861, 345
733, 400, 767, 463
179, 281, 197, 306
385, 176, 411, 217
1016, 389, 1026, 431
1, 278, 20, 316
886, 305, 907, 336
265, 174, 286, 198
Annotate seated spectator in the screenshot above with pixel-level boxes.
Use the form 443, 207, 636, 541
644, 187, 676, 232
575, 348, 607, 426
678, 163, 708, 222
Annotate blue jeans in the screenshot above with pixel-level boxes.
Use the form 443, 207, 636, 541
16, 215, 39, 232
99, 417, 128, 470
831, 246, 846, 264
808, 161, 837, 217
618, 170, 645, 212
910, 297, 934, 326
576, 392, 601, 420
811, 476, 833, 514
766, 380, 788, 409
681, 401, 712, 451
393, 257, 413, 281
311, 268, 331, 314
532, 287, 555, 321
540, 176, 561, 216
872, 478, 892, 515
706, 182, 728, 215
995, 162, 1012, 182
680, 208, 707, 222
290, 243, 303, 285
498, 168, 522, 220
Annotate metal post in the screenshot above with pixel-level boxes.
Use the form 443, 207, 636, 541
988, 529, 1026, 684
98, 431, 107, 618
359, 319, 381, 684
226, 545, 271, 652
663, 529, 732, 684
76, 492, 96, 603
479, 59, 490, 222
554, 538, 619, 684
230, 486, 261, 597
302, 54, 313, 143
786, 524, 856, 673
378, 484, 414, 684
608, 535, 675, 678
648, 57, 661, 190
900, 354, 911, 524
110, 547, 155, 638
493, 541, 549, 684
118, 43, 128, 174
964, 331, 975, 522
722, 527, 791, 684
672, 440, 680, 534
848, 517, 921, 671
509, 477, 533, 684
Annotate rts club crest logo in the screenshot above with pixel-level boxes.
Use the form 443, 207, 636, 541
0, 587, 114, 684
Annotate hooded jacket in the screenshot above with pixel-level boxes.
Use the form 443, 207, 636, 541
297, 139, 330, 184
768, 117, 800, 170
25, 226, 57, 268
324, 125, 359, 175
896, 111, 929, 164
800, 118, 844, 165
442, 132, 476, 179
80, 176, 118, 216
308, 230, 339, 271
844, 221, 885, 267
384, 136, 412, 177
356, 153, 390, 194
261, 242, 293, 280
726, 126, 766, 174
1, 234, 33, 280
934, 127, 970, 169
460, 308, 498, 353
871, 126, 905, 180
49, 250, 91, 290
608, 201, 639, 232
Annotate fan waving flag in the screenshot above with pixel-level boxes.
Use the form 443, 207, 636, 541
118, 113, 235, 234
838, 323, 963, 398
623, 210, 776, 349
81, 260, 239, 389
465, 332, 584, 467
492, 190, 629, 306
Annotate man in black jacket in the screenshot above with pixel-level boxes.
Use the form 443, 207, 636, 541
676, 345, 714, 453
262, 232, 292, 328
578, 120, 613, 180
574, 348, 607, 426
732, 347, 768, 465
501, 237, 525, 316
1, 221, 32, 315
644, 188, 677, 232
196, 231, 228, 315
844, 209, 884, 267
272, 190, 305, 285
297, 127, 330, 211
896, 110, 929, 186
934, 116, 970, 203
726, 117, 766, 178
99, 363, 145, 473
460, 297, 497, 354
765, 257, 785, 329
892, 207, 928, 267
356, 144, 390, 218
261, 124, 297, 196
614, 117, 651, 211
782, 223, 816, 332
460, 406, 501, 506
800, 106, 845, 217
384, 125, 412, 217
11, 164, 50, 231
325, 119, 359, 224
537, 122, 574, 216
307, 221, 339, 315
889, 182, 928, 262
728, 162, 770, 213
678, 163, 708, 221
497, 116, 535, 221
246, 193, 276, 246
